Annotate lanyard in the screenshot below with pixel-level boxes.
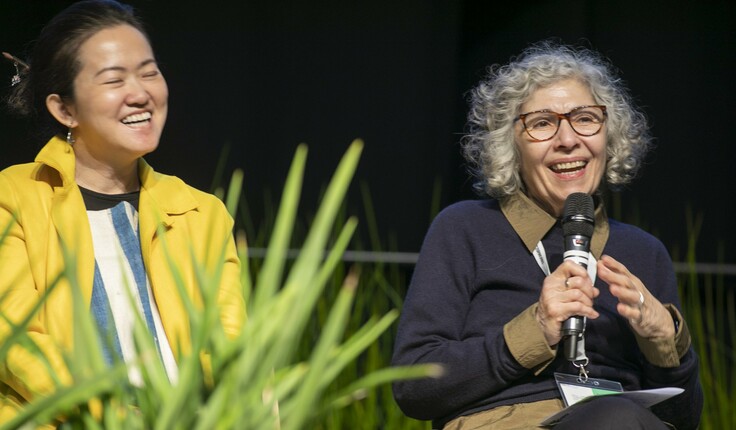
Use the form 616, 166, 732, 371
533, 241, 597, 379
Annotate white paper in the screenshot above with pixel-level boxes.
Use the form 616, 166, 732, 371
540, 387, 684, 426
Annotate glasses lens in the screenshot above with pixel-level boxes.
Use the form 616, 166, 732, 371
523, 112, 558, 141
569, 106, 605, 136
522, 106, 606, 141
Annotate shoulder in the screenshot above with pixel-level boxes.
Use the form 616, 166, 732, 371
423, 199, 504, 243
0, 161, 46, 185
606, 218, 673, 272
607, 218, 667, 252
0, 162, 57, 208
142, 167, 231, 221
181, 180, 228, 213
433, 199, 501, 225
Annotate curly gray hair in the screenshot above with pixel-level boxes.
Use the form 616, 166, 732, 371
462, 41, 652, 198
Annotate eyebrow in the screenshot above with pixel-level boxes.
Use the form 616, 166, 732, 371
94, 58, 158, 77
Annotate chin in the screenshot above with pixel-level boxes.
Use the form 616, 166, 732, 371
129, 141, 160, 158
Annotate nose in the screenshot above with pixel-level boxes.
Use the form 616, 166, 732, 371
554, 119, 580, 148
125, 78, 150, 105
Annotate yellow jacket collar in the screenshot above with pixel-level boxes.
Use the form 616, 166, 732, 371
35, 136, 200, 222
138, 158, 200, 225
35, 136, 76, 190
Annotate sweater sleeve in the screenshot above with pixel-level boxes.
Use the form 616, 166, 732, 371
391, 203, 541, 421
633, 304, 689, 367
503, 303, 556, 372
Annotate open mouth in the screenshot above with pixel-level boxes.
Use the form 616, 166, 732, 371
121, 112, 152, 126
551, 160, 586, 174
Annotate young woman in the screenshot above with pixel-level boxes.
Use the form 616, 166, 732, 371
0, 1, 246, 424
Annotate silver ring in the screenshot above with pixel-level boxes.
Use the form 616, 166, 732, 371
565, 278, 570, 288
635, 291, 645, 324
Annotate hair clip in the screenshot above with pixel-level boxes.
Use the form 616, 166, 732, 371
2, 51, 30, 87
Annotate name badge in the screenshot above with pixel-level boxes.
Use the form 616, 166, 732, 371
554, 372, 623, 407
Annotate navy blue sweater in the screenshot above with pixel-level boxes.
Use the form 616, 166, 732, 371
391, 199, 702, 429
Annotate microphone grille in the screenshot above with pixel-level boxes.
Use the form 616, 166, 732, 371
562, 193, 595, 236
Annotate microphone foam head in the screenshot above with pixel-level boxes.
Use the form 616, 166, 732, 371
562, 193, 595, 236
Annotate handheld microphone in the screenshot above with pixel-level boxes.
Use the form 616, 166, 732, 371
560, 192, 595, 361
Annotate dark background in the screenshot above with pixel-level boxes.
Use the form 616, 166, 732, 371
2, 0, 734, 264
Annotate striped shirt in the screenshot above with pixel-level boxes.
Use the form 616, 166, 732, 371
82, 187, 178, 385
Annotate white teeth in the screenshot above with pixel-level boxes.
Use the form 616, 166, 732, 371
552, 161, 586, 172
122, 112, 152, 124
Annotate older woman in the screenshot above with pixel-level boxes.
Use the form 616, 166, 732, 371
392, 42, 702, 429
0, 0, 245, 425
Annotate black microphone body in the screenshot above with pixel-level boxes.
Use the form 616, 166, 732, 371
560, 193, 595, 361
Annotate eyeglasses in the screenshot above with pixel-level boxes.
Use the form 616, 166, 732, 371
517, 105, 607, 142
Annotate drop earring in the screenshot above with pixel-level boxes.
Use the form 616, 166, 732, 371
67, 124, 75, 144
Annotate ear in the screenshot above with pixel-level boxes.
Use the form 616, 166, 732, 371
45, 94, 78, 128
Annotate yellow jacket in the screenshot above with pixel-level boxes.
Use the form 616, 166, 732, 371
0, 136, 246, 424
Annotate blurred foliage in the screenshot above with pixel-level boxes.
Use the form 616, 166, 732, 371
676, 210, 735, 430
1, 145, 731, 429
0, 140, 438, 429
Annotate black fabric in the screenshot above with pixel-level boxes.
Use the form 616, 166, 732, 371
80, 186, 139, 211
540, 221, 564, 271
553, 396, 670, 430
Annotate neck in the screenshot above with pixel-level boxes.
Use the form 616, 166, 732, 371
72, 141, 142, 194
75, 158, 140, 194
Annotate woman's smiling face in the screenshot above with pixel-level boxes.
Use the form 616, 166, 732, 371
515, 78, 607, 216
67, 24, 168, 166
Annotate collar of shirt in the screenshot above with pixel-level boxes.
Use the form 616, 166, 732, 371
499, 192, 610, 259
